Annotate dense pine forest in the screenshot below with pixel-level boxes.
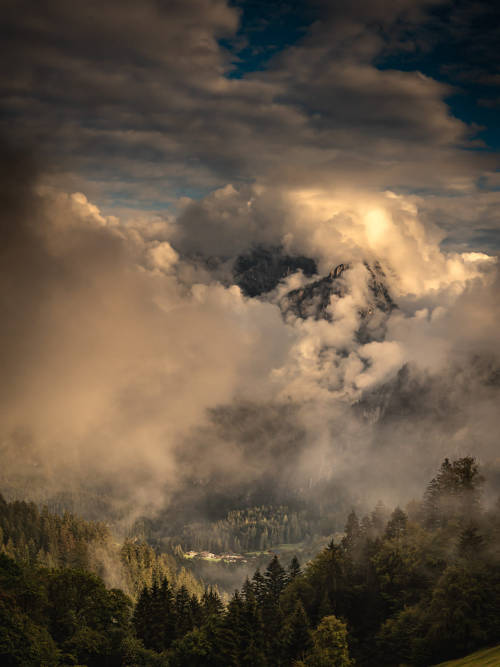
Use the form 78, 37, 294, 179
175, 506, 313, 554
137, 504, 323, 562
0, 495, 204, 601
2, 456, 500, 665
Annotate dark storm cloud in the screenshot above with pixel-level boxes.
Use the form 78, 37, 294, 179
440, 0, 500, 76
0, 0, 240, 195
1, 0, 497, 211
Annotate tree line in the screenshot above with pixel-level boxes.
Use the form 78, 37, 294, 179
177, 505, 313, 554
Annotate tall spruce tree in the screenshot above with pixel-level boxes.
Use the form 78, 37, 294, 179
175, 585, 193, 639
201, 587, 224, 622
424, 457, 484, 528
288, 555, 302, 580
262, 555, 287, 663
384, 507, 408, 541
282, 598, 312, 664
341, 511, 362, 556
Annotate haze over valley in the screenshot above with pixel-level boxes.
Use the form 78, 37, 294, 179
1, 1, 500, 664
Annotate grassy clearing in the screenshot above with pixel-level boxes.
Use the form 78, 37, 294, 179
435, 645, 500, 666
245, 542, 306, 556
274, 542, 306, 552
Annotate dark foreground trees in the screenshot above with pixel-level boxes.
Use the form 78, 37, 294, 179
0, 553, 132, 666
1, 456, 500, 666
162, 456, 500, 666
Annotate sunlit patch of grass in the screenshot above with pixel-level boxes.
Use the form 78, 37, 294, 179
435, 645, 500, 666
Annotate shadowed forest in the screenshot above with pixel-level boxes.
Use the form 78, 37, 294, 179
2, 457, 500, 666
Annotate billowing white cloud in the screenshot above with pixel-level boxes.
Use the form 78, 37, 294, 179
1, 0, 499, 516
1, 161, 498, 515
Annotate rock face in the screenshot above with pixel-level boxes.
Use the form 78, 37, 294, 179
280, 264, 350, 320
361, 261, 396, 316
281, 261, 395, 325
233, 246, 396, 342
233, 246, 317, 297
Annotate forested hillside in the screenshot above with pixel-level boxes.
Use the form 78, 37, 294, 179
0, 494, 109, 570
0, 495, 203, 601
171, 505, 314, 553
2, 457, 500, 665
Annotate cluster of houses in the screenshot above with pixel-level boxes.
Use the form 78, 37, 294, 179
184, 550, 248, 563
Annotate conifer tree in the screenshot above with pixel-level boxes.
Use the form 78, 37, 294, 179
175, 585, 193, 638
384, 507, 408, 541
316, 590, 333, 623
458, 523, 485, 560
264, 555, 287, 602
262, 556, 286, 663
424, 457, 484, 528
221, 590, 244, 666
341, 511, 361, 555
132, 583, 152, 647
240, 580, 266, 666
282, 598, 312, 664
252, 569, 266, 606
148, 579, 168, 652
190, 592, 202, 627
288, 555, 302, 580
201, 587, 224, 621
159, 577, 176, 649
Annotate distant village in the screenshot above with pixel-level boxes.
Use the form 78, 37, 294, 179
184, 550, 249, 563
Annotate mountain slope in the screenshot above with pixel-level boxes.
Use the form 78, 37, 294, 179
435, 645, 500, 666
233, 245, 317, 297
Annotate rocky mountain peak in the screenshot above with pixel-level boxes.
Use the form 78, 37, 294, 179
233, 245, 317, 297
329, 263, 349, 279
233, 247, 396, 342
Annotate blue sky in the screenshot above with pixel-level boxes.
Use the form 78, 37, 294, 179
223, 1, 317, 77
227, 0, 499, 150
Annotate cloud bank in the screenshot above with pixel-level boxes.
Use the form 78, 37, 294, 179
1, 143, 498, 522
1, 0, 498, 251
